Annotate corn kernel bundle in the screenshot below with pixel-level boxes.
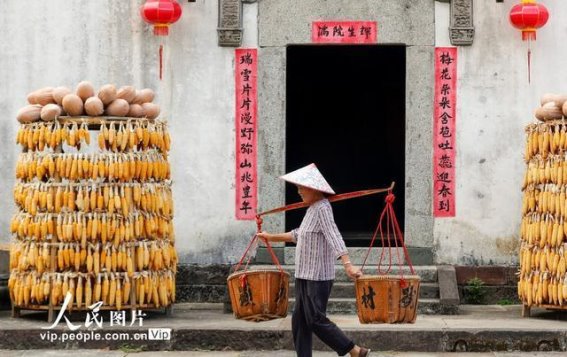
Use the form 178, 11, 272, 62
10, 114, 176, 312
8, 270, 175, 309
519, 121, 567, 307
15, 151, 170, 182
13, 182, 173, 217
16, 121, 91, 151
16, 119, 169, 153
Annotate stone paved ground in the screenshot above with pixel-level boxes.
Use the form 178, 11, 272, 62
0, 351, 566, 356
1, 304, 566, 352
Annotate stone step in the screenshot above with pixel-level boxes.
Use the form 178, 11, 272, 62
289, 298, 459, 315
289, 281, 439, 299
177, 284, 226, 303
247, 264, 438, 283
177, 281, 440, 305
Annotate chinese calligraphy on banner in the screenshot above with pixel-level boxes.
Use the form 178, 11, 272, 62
235, 49, 258, 220
312, 21, 377, 44
433, 47, 457, 217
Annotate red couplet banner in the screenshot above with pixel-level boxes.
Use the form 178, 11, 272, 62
312, 21, 377, 43
235, 49, 258, 220
433, 47, 457, 217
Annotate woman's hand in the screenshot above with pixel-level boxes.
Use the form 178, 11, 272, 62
257, 231, 272, 244
345, 264, 362, 280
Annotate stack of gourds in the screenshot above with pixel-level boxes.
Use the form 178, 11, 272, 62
16, 81, 160, 124
9, 83, 176, 312
534, 93, 567, 122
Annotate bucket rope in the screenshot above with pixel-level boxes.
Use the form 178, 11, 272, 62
232, 216, 284, 275
361, 191, 416, 287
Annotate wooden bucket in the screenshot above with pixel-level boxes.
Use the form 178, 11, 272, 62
227, 269, 290, 322
355, 275, 420, 324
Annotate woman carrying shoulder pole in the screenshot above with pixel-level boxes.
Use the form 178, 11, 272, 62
258, 163, 371, 357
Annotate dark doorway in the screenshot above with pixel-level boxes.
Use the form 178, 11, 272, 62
285, 45, 406, 247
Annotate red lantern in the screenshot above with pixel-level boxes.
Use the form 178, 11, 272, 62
141, 0, 182, 36
140, 0, 183, 80
509, 0, 549, 83
509, 0, 549, 41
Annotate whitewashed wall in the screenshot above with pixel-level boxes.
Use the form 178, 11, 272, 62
433, 1, 563, 265
0, 0, 259, 265
2, 0, 565, 267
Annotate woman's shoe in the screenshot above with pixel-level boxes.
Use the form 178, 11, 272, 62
359, 347, 371, 357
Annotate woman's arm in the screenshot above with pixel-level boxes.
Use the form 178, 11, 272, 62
257, 231, 295, 243
340, 253, 362, 279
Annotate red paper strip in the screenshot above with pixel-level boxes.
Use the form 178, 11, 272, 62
312, 21, 377, 43
433, 47, 457, 218
235, 49, 258, 220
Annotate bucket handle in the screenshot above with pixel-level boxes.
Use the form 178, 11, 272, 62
360, 190, 416, 283
233, 229, 285, 275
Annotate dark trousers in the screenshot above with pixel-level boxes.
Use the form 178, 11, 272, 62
293, 278, 355, 357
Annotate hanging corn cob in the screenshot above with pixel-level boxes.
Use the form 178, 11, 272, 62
521, 120, 567, 316
11, 104, 176, 318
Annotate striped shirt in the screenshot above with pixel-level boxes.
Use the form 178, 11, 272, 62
291, 198, 348, 281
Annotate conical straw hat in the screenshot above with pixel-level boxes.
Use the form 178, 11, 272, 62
280, 163, 335, 195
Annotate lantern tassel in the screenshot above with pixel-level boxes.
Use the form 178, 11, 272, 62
527, 39, 531, 84
159, 44, 164, 81
527, 48, 531, 84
